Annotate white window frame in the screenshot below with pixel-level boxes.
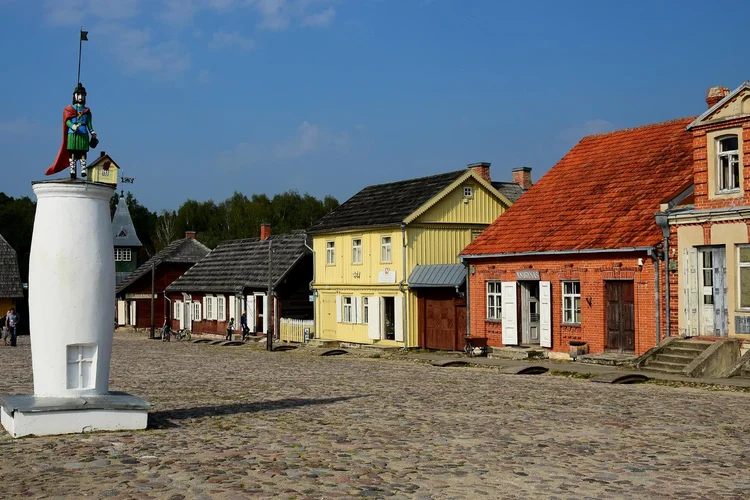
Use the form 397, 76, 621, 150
206, 296, 214, 321
363, 297, 369, 324
343, 296, 353, 323
352, 238, 362, 265
717, 135, 740, 193
562, 281, 581, 324
471, 230, 482, 241
464, 186, 473, 198
217, 296, 226, 322
381, 236, 392, 263
114, 248, 132, 262
192, 301, 202, 321
738, 245, 750, 310
326, 240, 335, 265
486, 281, 501, 320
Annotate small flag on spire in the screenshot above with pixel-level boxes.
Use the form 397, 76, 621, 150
80, 30, 88, 41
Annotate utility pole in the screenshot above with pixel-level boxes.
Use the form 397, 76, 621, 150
266, 239, 273, 351
149, 261, 155, 339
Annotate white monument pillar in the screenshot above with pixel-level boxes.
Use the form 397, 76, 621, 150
0, 180, 149, 438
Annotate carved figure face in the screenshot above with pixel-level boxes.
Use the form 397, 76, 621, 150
73, 92, 86, 105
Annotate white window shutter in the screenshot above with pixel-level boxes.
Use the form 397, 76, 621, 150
354, 296, 361, 324
229, 296, 236, 325
131, 301, 137, 325
685, 247, 700, 337
394, 295, 403, 342
539, 281, 552, 348
262, 295, 269, 334
247, 296, 255, 332
202, 296, 208, 320
368, 297, 381, 339
501, 282, 518, 345
336, 295, 342, 323
218, 296, 226, 322
117, 300, 126, 326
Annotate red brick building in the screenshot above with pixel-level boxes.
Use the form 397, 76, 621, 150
667, 82, 750, 340
116, 233, 210, 329
461, 118, 695, 356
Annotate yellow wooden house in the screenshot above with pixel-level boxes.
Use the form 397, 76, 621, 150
308, 162, 529, 349
86, 151, 120, 187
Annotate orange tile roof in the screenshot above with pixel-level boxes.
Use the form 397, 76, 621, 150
462, 117, 695, 256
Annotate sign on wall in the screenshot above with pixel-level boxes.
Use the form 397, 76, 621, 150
378, 268, 397, 284
515, 270, 540, 280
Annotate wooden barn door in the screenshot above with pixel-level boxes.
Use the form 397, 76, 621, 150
606, 281, 635, 353
424, 297, 457, 351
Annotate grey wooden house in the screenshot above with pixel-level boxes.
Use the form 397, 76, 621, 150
0, 233, 23, 316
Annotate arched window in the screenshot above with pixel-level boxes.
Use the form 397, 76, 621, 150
717, 135, 740, 192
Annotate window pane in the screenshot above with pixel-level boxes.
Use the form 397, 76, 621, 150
720, 136, 738, 152
720, 156, 730, 189
741, 268, 750, 309
740, 247, 750, 263
573, 282, 580, 295
732, 156, 740, 189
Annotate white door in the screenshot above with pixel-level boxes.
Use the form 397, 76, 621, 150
246, 295, 256, 333
699, 249, 715, 335
129, 301, 137, 326
394, 295, 403, 342
117, 300, 126, 326
368, 296, 381, 339
539, 281, 552, 348
501, 282, 518, 345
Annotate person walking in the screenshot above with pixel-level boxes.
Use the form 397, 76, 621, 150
226, 317, 235, 341
161, 318, 171, 342
6, 308, 19, 347
240, 310, 249, 341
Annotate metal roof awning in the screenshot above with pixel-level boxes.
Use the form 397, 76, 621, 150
408, 264, 466, 289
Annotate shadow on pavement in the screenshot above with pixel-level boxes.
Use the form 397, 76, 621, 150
148, 395, 372, 429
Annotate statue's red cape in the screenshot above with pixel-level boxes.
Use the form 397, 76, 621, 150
46, 105, 84, 175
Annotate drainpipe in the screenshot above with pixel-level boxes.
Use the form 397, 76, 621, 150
462, 257, 470, 338
655, 213, 670, 339
304, 235, 316, 339
647, 247, 660, 346
399, 223, 408, 349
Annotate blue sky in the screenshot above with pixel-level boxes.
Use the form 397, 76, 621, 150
1, 0, 749, 212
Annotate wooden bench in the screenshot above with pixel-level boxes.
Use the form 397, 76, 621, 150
463, 336, 488, 357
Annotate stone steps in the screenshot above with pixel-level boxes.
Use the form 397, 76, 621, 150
643, 339, 713, 374
644, 360, 687, 374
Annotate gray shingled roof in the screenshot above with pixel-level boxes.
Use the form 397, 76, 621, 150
408, 264, 466, 288
308, 170, 467, 233
166, 232, 310, 294
491, 181, 526, 203
0, 234, 23, 298
112, 196, 143, 248
116, 237, 211, 294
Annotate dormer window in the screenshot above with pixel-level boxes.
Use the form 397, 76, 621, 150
717, 135, 740, 192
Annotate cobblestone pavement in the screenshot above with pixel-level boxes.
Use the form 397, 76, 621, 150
1, 333, 749, 499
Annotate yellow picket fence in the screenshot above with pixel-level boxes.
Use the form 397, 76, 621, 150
279, 318, 314, 343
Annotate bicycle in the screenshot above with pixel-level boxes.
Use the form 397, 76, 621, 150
173, 328, 192, 341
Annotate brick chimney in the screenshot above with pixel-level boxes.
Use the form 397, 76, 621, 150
260, 223, 271, 241
706, 86, 731, 109
512, 167, 533, 190
185, 231, 196, 239
468, 162, 491, 182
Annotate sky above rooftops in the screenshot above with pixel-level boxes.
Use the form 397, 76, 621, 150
1, 0, 749, 211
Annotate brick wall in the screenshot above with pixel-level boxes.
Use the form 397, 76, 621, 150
693, 117, 750, 210
467, 252, 665, 355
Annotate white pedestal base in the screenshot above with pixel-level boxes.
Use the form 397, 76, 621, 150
0, 393, 149, 438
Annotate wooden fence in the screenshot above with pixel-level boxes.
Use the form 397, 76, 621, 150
279, 318, 314, 343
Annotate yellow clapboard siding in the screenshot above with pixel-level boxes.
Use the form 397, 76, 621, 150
312, 173, 510, 348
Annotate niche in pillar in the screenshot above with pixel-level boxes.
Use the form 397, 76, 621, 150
66, 344, 98, 390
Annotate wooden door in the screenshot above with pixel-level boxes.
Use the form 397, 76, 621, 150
456, 304, 467, 350
606, 281, 635, 353
424, 298, 456, 351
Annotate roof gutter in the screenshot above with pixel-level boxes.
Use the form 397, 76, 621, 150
460, 246, 654, 260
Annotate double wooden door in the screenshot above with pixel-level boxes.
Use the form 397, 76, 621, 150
606, 281, 635, 353
420, 292, 467, 351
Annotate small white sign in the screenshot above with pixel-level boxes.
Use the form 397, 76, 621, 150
378, 269, 396, 284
